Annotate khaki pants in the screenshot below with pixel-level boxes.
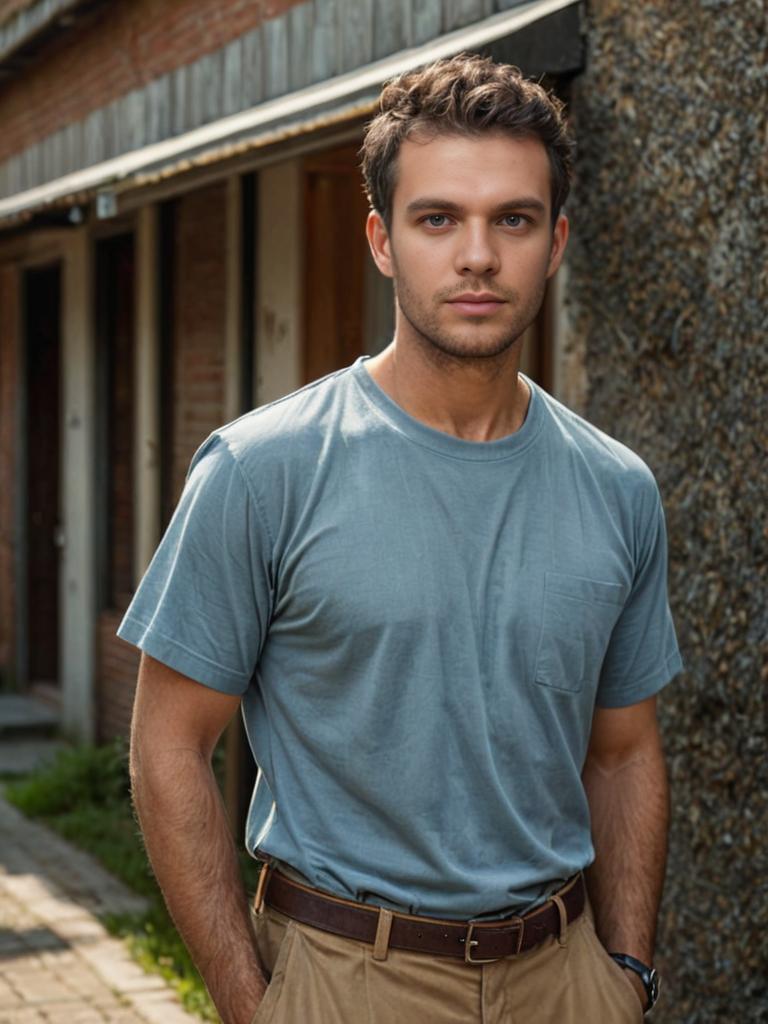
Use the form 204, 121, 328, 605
251, 898, 644, 1023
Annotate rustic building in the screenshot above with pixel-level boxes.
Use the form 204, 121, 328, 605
0, 0, 763, 1019
0, 0, 580, 741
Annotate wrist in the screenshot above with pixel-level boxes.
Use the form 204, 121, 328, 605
621, 966, 649, 1011
610, 953, 660, 1013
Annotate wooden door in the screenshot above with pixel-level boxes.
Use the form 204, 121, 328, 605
302, 144, 370, 384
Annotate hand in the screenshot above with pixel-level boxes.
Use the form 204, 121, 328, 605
217, 972, 268, 1024
622, 967, 648, 1013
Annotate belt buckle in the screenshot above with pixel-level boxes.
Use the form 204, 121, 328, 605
463, 919, 522, 964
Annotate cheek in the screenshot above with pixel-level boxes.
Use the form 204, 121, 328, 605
393, 245, 444, 292
511, 241, 553, 282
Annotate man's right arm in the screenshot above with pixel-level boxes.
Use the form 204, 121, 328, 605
130, 652, 266, 1024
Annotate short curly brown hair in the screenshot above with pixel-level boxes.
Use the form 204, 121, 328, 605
359, 53, 575, 230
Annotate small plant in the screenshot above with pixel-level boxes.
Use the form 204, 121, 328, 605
6, 742, 130, 816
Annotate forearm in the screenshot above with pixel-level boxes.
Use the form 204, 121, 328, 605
582, 731, 669, 963
131, 744, 265, 1024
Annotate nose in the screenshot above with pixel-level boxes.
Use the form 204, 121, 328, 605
453, 222, 500, 277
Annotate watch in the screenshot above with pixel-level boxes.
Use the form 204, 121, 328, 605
609, 953, 660, 1013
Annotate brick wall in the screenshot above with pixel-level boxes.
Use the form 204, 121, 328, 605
168, 181, 227, 506
97, 182, 227, 737
0, 263, 18, 688
97, 611, 139, 741
0, 0, 32, 25
0, 0, 305, 164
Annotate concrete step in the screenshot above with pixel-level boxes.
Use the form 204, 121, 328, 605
0, 736, 69, 776
0, 696, 64, 777
0, 695, 59, 738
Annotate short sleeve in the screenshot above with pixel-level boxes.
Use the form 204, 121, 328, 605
117, 435, 273, 695
596, 485, 683, 708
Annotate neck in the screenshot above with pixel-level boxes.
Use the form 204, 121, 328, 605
365, 333, 531, 443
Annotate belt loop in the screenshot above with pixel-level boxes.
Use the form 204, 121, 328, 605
372, 908, 394, 962
254, 861, 272, 916
551, 893, 568, 948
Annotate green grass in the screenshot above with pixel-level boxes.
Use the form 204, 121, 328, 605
4, 741, 260, 1022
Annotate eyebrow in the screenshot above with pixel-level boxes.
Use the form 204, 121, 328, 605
405, 197, 548, 217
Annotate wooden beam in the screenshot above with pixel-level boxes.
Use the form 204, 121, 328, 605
133, 205, 161, 581
60, 226, 95, 741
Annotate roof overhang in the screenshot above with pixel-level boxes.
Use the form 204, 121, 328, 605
0, 0, 583, 229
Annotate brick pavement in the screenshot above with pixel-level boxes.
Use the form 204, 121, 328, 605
0, 794, 202, 1024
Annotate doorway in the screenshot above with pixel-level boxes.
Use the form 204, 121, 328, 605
302, 143, 371, 383
95, 232, 135, 612
22, 263, 62, 691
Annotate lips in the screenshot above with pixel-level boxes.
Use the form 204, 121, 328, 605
447, 294, 506, 316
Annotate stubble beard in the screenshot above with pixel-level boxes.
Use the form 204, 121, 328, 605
393, 268, 547, 372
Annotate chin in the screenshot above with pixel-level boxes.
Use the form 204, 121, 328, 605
423, 332, 521, 362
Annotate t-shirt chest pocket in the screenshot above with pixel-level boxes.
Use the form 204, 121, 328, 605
534, 572, 627, 694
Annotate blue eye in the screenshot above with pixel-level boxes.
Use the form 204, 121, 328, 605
504, 215, 524, 227
425, 214, 447, 227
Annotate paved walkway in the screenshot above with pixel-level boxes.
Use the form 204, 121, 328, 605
0, 794, 201, 1024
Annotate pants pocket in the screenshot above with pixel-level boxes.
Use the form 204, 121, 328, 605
580, 917, 645, 1023
250, 919, 298, 1024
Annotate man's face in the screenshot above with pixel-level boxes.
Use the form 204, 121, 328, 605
367, 132, 568, 361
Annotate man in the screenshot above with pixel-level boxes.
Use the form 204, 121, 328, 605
121, 54, 682, 1023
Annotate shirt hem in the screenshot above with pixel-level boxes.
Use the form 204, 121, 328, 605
595, 648, 684, 709
117, 616, 249, 696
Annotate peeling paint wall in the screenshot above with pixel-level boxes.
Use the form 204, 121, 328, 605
566, 2, 767, 1019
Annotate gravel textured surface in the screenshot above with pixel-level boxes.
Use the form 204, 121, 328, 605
566, 2, 768, 1020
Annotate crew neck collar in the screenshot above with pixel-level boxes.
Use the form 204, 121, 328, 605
351, 355, 544, 462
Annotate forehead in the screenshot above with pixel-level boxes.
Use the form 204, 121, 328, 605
392, 132, 552, 215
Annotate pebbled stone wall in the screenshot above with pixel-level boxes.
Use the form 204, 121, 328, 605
565, 2, 767, 1020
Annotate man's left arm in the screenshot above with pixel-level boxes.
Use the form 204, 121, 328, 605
582, 694, 669, 1007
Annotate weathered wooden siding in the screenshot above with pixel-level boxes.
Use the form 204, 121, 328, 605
0, 1, 33, 24
0, 0, 87, 66
0, 0, 542, 200
0, 0, 307, 195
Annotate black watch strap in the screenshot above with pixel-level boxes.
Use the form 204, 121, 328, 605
609, 953, 660, 1012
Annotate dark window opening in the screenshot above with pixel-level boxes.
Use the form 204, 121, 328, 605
95, 233, 135, 610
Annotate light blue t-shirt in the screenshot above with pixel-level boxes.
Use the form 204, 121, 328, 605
118, 358, 682, 918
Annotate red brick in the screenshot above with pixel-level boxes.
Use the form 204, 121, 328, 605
0, 0, 306, 165
169, 181, 227, 505
97, 611, 140, 741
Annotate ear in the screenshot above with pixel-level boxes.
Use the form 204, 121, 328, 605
366, 209, 394, 279
546, 212, 569, 279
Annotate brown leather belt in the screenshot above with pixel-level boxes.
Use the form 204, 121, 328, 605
256, 868, 585, 964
